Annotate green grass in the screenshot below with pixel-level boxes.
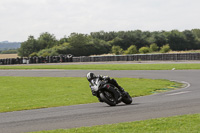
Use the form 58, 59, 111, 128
0, 76, 181, 112
0, 63, 200, 70
31, 114, 200, 133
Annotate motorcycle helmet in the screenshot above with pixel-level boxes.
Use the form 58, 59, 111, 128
87, 72, 96, 82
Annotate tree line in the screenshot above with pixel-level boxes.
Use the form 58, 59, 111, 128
0, 49, 18, 54
18, 29, 200, 57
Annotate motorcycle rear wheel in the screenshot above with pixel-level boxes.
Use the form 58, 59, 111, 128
100, 91, 116, 106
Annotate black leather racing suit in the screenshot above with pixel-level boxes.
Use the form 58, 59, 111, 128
89, 75, 125, 96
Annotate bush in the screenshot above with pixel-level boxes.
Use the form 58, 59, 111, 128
124, 45, 137, 54
139, 46, 150, 54
37, 48, 59, 57
41, 52, 50, 57
111, 45, 124, 55
150, 43, 159, 52
160, 44, 171, 53
29, 52, 38, 57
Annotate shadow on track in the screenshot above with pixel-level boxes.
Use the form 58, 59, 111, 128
102, 103, 140, 107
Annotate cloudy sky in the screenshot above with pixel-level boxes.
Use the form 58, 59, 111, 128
0, 0, 200, 42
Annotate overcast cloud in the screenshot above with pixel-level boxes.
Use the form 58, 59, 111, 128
0, 0, 200, 42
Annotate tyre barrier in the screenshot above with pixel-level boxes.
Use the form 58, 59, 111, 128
0, 54, 73, 65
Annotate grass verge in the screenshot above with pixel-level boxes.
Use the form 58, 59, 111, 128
30, 114, 200, 133
0, 63, 200, 70
0, 76, 181, 112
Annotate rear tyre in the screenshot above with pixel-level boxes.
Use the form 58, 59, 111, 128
122, 92, 132, 104
100, 91, 116, 106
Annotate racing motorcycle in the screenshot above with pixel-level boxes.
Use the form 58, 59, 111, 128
92, 78, 132, 106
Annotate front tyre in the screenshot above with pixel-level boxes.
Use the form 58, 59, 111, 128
100, 91, 116, 106
122, 92, 132, 104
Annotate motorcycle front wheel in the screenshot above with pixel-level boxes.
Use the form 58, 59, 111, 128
100, 91, 116, 106
122, 92, 132, 105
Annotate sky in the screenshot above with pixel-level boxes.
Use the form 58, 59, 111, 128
0, 0, 200, 42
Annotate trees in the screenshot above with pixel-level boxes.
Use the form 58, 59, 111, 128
109, 37, 124, 47
18, 29, 200, 57
64, 33, 111, 56
89, 38, 111, 55
167, 30, 186, 51
18, 36, 39, 57
67, 33, 90, 56
151, 31, 168, 47
59, 36, 68, 45
37, 32, 57, 49
1, 49, 18, 54
183, 30, 198, 49
192, 29, 200, 38
68, 33, 89, 47
18, 32, 57, 57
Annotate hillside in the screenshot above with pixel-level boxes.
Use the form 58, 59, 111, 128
0, 41, 21, 50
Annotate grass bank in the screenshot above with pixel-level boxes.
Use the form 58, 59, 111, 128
0, 63, 200, 70
0, 76, 181, 112
31, 114, 200, 133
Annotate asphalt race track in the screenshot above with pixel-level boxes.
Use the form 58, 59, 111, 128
0, 69, 200, 133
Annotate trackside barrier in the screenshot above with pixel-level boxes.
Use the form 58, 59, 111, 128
0, 54, 73, 65
72, 53, 200, 62
0, 53, 200, 65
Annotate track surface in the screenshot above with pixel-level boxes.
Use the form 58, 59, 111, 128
0, 70, 200, 133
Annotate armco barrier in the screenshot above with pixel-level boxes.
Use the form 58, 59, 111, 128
72, 53, 200, 62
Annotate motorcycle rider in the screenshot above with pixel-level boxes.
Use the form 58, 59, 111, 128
86, 72, 126, 100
